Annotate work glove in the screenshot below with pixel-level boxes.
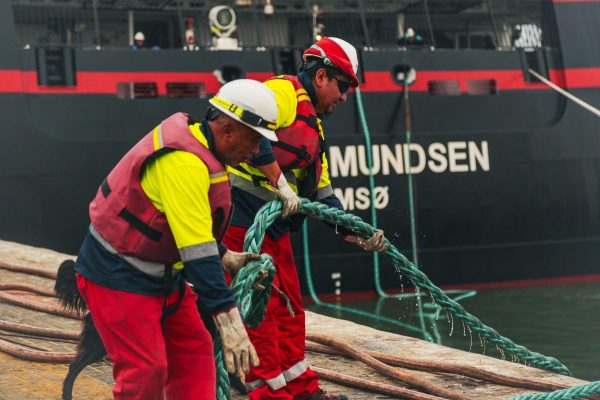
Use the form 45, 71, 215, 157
213, 307, 260, 379
271, 173, 300, 219
344, 229, 390, 252
222, 250, 261, 278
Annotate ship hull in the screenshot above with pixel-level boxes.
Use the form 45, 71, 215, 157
2, 1, 600, 295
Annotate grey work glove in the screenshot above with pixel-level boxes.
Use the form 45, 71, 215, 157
271, 173, 300, 219
213, 307, 260, 380
222, 250, 261, 277
344, 229, 390, 252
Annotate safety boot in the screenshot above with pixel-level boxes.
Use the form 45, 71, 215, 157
308, 389, 348, 400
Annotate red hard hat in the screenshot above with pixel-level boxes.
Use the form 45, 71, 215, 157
303, 37, 359, 87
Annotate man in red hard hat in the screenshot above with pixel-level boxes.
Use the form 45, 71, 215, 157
223, 37, 389, 400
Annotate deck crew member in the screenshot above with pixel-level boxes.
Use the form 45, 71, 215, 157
73, 79, 279, 400
131, 31, 146, 49
223, 37, 390, 400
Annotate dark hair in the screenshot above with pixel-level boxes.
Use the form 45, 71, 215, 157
302, 58, 340, 81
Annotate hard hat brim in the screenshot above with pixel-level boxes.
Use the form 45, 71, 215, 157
210, 100, 278, 142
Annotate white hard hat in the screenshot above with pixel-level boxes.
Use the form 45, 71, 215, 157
209, 79, 278, 141
134, 32, 145, 41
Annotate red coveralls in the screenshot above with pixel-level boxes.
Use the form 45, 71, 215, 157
225, 75, 336, 400
224, 227, 319, 400
77, 113, 234, 399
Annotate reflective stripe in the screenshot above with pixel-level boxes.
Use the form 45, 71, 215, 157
228, 171, 277, 202
152, 125, 164, 151
210, 96, 277, 131
244, 360, 309, 393
297, 95, 310, 102
89, 224, 177, 278
228, 167, 299, 199
282, 359, 309, 383
265, 375, 287, 390
245, 373, 286, 392
209, 171, 229, 184
316, 185, 333, 200
179, 241, 219, 262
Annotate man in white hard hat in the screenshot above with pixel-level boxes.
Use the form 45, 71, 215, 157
131, 31, 146, 49
74, 79, 279, 399
223, 37, 389, 400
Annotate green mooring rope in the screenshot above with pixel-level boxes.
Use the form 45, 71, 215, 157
214, 198, 586, 399
510, 381, 600, 400
214, 254, 277, 400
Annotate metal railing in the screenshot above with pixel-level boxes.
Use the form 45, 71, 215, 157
11, 0, 554, 50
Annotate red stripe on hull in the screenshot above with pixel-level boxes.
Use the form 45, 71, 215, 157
307, 273, 600, 303
0, 70, 273, 94
0, 68, 599, 94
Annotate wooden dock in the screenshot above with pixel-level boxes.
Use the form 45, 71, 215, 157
0, 239, 588, 399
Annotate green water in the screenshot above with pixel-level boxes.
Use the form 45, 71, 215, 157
309, 282, 600, 381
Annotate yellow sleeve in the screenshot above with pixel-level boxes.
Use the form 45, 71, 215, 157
318, 151, 332, 189
141, 150, 215, 249
264, 78, 297, 129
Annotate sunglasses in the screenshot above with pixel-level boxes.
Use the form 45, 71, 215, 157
333, 76, 351, 94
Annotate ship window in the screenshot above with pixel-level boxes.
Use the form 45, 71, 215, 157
428, 80, 460, 95
466, 79, 497, 95
166, 82, 206, 98
116, 82, 158, 99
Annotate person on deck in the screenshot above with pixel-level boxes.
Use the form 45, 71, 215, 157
131, 31, 146, 49
223, 37, 390, 400
73, 79, 280, 400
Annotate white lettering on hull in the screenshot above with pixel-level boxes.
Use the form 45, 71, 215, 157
330, 141, 490, 178
334, 186, 390, 211
329, 141, 489, 210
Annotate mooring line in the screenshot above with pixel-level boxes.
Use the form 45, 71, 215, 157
311, 365, 446, 400
307, 333, 475, 400
306, 340, 566, 392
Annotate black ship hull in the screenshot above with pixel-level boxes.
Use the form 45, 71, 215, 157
2, 0, 600, 295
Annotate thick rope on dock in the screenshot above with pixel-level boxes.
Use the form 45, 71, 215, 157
0, 261, 57, 279
1, 209, 596, 399
307, 333, 474, 400
0, 284, 55, 297
306, 340, 567, 392
243, 199, 571, 376
311, 365, 446, 400
0, 336, 76, 363
0, 290, 81, 319
0, 319, 78, 341
510, 382, 600, 400
0, 256, 598, 399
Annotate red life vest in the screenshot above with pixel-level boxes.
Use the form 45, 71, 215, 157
89, 113, 232, 264
269, 75, 324, 199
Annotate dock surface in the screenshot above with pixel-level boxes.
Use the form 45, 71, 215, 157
0, 239, 588, 399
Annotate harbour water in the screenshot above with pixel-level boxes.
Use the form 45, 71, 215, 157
309, 281, 600, 381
